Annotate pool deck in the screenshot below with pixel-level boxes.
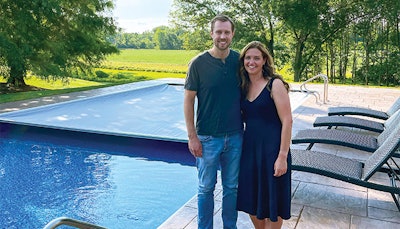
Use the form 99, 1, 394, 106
1, 81, 399, 228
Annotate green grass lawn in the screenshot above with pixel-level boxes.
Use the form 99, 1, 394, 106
107, 49, 198, 64
102, 49, 199, 73
1, 49, 195, 103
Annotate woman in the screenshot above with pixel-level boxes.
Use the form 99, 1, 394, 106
237, 41, 292, 229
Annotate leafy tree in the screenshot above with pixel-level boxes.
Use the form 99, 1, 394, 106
170, 0, 279, 54
223, 0, 278, 56
351, 0, 400, 86
114, 32, 155, 49
180, 30, 212, 51
0, 0, 118, 87
275, 0, 359, 82
170, 0, 220, 51
154, 26, 183, 50
170, 0, 391, 85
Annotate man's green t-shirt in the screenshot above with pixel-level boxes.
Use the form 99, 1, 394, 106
184, 50, 243, 136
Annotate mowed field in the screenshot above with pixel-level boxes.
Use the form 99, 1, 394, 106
102, 49, 200, 74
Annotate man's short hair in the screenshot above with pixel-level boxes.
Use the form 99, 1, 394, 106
210, 14, 235, 32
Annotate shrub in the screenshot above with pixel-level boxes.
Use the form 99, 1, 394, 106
95, 70, 109, 78
113, 73, 129, 79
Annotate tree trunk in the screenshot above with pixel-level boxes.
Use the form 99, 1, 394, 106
342, 32, 350, 84
352, 46, 357, 84
329, 41, 335, 83
364, 39, 370, 85
293, 40, 305, 82
7, 65, 26, 87
268, 20, 274, 58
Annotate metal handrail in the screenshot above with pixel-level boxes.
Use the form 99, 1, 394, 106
299, 73, 329, 104
43, 217, 107, 229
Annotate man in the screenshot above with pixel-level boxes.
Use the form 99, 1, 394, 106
184, 14, 243, 229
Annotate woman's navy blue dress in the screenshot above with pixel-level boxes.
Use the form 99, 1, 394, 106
237, 79, 291, 221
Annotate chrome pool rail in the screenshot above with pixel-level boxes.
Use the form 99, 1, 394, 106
43, 217, 107, 229
293, 73, 329, 104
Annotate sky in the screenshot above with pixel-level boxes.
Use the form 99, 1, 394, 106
113, 0, 174, 33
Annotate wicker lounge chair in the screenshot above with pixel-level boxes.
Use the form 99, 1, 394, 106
292, 112, 400, 156
313, 110, 400, 133
328, 97, 400, 120
291, 126, 400, 211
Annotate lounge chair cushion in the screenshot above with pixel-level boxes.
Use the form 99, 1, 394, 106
291, 149, 362, 180
328, 106, 389, 120
292, 129, 378, 152
313, 116, 384, 133
328, 97, 400, 120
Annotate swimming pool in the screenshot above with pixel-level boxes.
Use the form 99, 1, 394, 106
0, 79, 309, 228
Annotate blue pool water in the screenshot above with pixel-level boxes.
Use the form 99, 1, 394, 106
0, 130, 197, 229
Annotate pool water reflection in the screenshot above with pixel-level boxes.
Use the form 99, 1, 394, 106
0, 135, 197, 228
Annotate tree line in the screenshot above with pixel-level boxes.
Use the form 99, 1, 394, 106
1, 0, 398, 87
112, 26, 184, 50
114, 0, 399, 86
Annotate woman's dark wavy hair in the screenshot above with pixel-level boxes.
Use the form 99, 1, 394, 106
240, 41, 290, 96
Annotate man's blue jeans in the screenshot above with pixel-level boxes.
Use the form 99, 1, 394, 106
196, 132, 243, 229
